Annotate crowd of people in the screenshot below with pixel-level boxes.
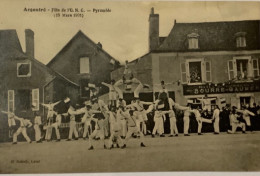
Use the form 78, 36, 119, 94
2, 61, 260, 150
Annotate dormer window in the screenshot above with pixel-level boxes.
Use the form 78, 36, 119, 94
235, 32, 246, 48
187, 33, 199, 49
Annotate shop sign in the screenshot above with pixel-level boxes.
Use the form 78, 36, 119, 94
183, 81, 260, 95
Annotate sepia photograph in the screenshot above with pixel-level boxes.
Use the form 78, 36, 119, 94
0, 0, 260, 174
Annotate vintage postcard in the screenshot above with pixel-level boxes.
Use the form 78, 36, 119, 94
0, 0, 260, 174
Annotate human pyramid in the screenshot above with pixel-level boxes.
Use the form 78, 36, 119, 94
2, 61, 258, 149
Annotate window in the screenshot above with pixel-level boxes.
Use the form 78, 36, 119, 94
79, 57, 90, 74
32, 88, 39, 111
180, 59, 211, 84
228, 56, 257, 80
188, 38, 198, 49
189, 61, 202, 83
236, 59, 248, 79
236, 37, 246, 47
17, 62, 31, 77
235, 32, 246, 48
8, 90, 15, 112
187, 33, 199, 49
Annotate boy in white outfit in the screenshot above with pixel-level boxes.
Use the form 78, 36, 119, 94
34, 112, 42, 143
51, 112, 62, 142
102, 80, 122, 108
197, 94, 216, 112
108, 108, 123, 149
182, 104, 195, 136
194, 107, 213, 135
152, 109, 167, 137
117, 106, 127, 138
236, 106, 255, 132
228, 108, 246, 134
212, 105, 220, 134
9, 113, 32, 144
66, 105, 80, 141
121, 110, 146, 148
8, 113, 16, 138
88, 115, 107, 150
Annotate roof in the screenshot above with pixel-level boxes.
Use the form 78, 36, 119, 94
32, 57, 80, 87
0, 29, 79, 87
0, 30, 27, 58
47, 30, 120, 66
157, 20, 260, 52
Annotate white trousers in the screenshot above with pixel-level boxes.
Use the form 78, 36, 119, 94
120, 119, 127, 137
197, 117, 212, 133
124, 126, 144, 144
13, 127, 31, 143
183, 116, 190, 134
228, 122, 246, 133
89, 129, 105, 147
243, 116, 251, 126
68, 121, 78, 139
213, 118, 220, 133
83, 120, 92, 138
170, 117, 178, 135
51, 123, 61, 140
152, 118, 164, 135
34, 124, 41, 141
108, 131, 123, 147
45, 125, 53, 140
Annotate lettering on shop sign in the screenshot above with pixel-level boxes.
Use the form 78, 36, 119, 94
183, 81, 260, 95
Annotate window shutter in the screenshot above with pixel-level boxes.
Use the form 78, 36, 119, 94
180, 62, 187, 83
228, 60, 235, 80
195, 38, 198, 49
32, 88, 39, 111
252, 58, 259, 78
8, 90, 15, 112
205, 61, 211, 82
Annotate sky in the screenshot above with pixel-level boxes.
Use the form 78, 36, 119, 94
1, 0, 260, 64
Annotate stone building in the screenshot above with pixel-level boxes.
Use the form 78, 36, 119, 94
112, 8, 260, 110
0, 29, 79, 142
47, 30, 120, 101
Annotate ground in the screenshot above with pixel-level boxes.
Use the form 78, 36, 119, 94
0, 132, 260, 173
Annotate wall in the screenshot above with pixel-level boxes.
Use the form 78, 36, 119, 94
0, 56, 79, 142
151, 51, 260, 105
48, 34, 117, 88
0, 57, 55, 118
53, 77, 79, 104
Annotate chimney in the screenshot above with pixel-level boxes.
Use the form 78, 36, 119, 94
148, 7, 159, 51
25, 29, 34, 58
97, 42, 102, 48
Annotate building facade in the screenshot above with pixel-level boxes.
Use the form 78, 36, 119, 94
47, 31, 120, 101
0, 29, 79, 142
112, 8, 260, 110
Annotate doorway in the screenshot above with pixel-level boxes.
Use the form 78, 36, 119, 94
16, 89, 31, 113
